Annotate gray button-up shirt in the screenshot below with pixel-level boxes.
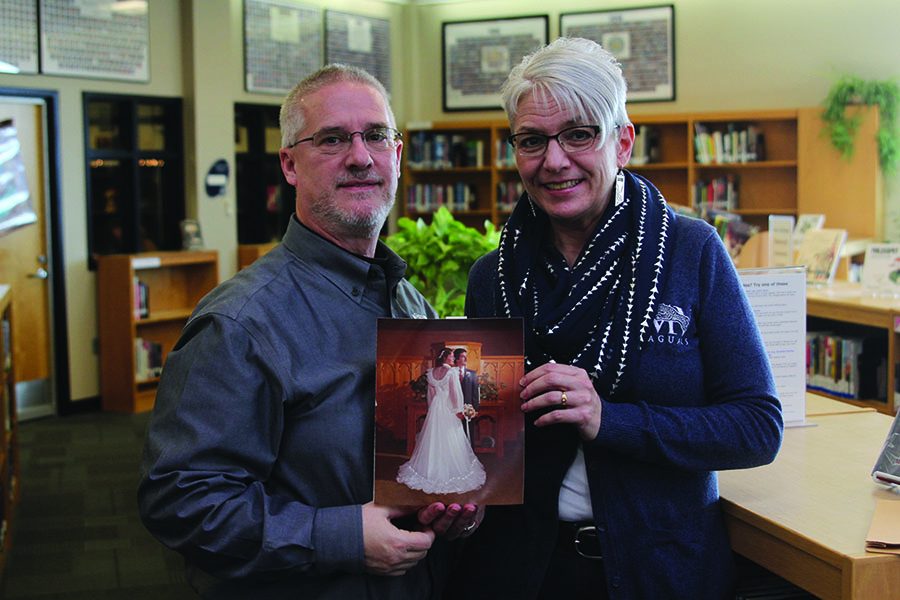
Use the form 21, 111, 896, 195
138, 217, 443, 598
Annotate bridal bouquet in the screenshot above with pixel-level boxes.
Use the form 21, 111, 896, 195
456, 403, 478, 421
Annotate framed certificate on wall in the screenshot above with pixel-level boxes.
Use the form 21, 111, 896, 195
561, 5, 675, 102
442, 15, 548, 112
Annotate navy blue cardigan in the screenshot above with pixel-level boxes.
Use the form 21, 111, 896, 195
457, 213, 783, 599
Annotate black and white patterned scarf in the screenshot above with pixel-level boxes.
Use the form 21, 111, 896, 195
497, 170, 673, 400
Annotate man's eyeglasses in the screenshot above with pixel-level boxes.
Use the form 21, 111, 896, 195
507, 125, 607, 156
285, 126, 402, 155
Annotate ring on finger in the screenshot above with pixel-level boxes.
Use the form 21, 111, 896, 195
560, 390, 568, 407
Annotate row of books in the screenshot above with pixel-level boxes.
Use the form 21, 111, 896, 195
132, 276, 149, 319
135, 337, 163, 381
407, 132, 485, 169
629, 125, 661, 166
694, 123, 766, 164
495, 139, 516, 168
692, 175, 739, 211
708, 211, 758, 260
497, 181, 524, 212
406, 182, 476, 213
806, 332, 886, 400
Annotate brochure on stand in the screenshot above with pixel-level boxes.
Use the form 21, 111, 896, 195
373, 317, 525, 506
739, 266, 807, 426
795, 228, 847, 285
767, 215, 795, 267
862, 243, 900, 296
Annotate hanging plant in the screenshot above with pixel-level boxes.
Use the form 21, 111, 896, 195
821, 76, 899, 175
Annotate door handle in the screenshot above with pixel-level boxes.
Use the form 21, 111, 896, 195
28, 267, 49, 280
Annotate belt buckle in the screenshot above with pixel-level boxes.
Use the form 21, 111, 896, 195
574, 525, 602, 560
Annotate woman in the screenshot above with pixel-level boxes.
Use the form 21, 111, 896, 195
397, 348, 486, 494
456, 38, 783, 599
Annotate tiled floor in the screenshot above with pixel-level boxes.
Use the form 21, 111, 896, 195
1, 411, 196, 598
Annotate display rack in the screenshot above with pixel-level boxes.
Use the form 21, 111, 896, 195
97, 251, 218, 413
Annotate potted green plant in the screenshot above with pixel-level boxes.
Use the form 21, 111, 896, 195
384, 206, 501, 317
821, 76, 899, 175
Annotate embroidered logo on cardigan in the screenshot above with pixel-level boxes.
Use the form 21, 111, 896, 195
644, 303, 691, 345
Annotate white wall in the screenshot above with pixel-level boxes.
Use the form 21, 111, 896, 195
1, 0, 897, 403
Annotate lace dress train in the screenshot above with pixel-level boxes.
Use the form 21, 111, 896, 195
397, 367, 486, 494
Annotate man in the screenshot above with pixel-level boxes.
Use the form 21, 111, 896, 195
138, 64, 479, 599
453, 348, 480, 410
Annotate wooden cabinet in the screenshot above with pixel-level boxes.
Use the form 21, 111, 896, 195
85, 94, 185, 266
402, 108, 882, 239
97, 251, 218, 413
234, 103, 294, 244
0, 285, 18, 577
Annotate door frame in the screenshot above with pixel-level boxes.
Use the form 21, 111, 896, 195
0, 87, 72, 415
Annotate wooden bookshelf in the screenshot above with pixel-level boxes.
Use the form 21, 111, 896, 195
0, 284, 18, 578
805, 282, 898, 414
237, 241, 278, 270
402, 120, 504, 229
97, 251, 218, 413
402, 108, 882, 240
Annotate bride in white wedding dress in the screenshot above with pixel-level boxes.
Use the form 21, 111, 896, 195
397, 348, 486, 494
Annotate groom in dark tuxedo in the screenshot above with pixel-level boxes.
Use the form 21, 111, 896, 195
453, 348, 480, 410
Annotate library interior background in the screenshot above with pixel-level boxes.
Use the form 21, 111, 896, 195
1, 1, 900, 598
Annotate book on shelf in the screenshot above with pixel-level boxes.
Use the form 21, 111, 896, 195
692, 175, 739, 212
406, 182, 475, 213
628, 125, 659, 166
134, 337, 164, 381
861, 243, 900, 296
497, 180, 524, 212
132, 276, 149, 319
806, 331, 886, 400
795, 228, 846, 285
693, 122, 765, 164
407, 131, 483, 169
495, 138, 514, 168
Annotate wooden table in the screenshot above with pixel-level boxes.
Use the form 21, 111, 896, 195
719, 411, 900, 599
805, 391, 876, 417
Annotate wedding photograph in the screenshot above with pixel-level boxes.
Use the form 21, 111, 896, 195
374, 317, 524, 506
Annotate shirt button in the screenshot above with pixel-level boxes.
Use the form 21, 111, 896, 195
351, 287, 361, 296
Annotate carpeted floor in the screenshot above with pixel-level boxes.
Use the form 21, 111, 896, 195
1, 411, 196, 599
0, 411, 817, 599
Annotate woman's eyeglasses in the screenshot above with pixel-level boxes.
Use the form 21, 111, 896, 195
507, 125, 606, 156
286, 126, 402, 155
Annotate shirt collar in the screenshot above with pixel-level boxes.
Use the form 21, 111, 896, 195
281, 216, 408, 300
